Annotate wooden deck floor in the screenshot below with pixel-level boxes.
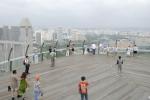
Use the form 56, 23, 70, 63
0, 54, 150, 100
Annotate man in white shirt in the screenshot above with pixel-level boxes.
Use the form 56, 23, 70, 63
133, 45, 138, 56
91, 44, 96, 55
24, 56, 30, 74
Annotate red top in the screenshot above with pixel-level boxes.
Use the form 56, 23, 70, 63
79, 81, 89, 94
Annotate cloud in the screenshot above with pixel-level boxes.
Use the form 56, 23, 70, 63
0, 0, 150, 28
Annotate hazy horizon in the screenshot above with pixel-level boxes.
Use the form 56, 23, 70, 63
0, 0, 150, 29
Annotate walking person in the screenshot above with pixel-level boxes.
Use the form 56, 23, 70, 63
34, 74, 43, 100
23, 56, 31, 74
50, 49, 56, 67
11, 70, 19, 100
79, 76, 89, 100
18, 72, 29, 99
116, 56, 123, 73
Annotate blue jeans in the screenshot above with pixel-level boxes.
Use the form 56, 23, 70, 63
34, 91, 41, 100
81, 93, 88, 100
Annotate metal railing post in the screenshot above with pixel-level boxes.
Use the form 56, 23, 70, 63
8, 47, 13, 72
82, 40, 85, 55
25, 44, 29, 56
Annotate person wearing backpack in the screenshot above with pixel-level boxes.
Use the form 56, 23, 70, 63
34, 74, 43, 100
50, 49, 56, 67
116, 56, 123, 73
78, 76, 89, 100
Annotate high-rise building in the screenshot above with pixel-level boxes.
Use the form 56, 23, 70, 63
10, 26, 20, 41
0, 18, 33, 63
20, 18, 33, 55
3, 26, 9, 40
36, 32, 41, 45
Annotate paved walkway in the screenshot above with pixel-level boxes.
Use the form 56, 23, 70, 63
0, 54, 150, 100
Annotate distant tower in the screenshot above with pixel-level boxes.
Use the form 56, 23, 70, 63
20, 18, 33, 56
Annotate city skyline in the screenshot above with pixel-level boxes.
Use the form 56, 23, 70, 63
0, 0, 150, 29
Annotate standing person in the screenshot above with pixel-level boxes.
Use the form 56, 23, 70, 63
91, 43, 96, 55
49, 46, 52, 53
66, 45, 70, 56
34, 74, 43, 100
79, 76, 89, 100
83, 45, 85, 55
71, 44, 75, 55
50, 49, 56, 67
106, 45, 110, 56
126, 46, 131, 57
18, 72, 29, 99
116, 56, 123, 73
11, 70, 19, 100
133, 45, 138, 56
24, 56, 31, 74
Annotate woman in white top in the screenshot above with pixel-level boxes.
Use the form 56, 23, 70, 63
126, 46, 132, 56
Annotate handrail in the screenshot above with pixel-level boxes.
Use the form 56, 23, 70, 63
0, 47, 150, 65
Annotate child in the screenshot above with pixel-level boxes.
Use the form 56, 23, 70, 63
18, 72, 28, 99
78, 76, 89, 100
34, 74, 43, 100
116, 56, 123, 73
11, 70, 19, 100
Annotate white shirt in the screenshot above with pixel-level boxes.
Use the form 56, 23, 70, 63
25, 58, 29, 64
133, 46, 138, 51
99, 44, 102, 48
34, 80, 41, 92
92, 44, 96, 49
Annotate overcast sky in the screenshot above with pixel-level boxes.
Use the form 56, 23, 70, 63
0, 0, 150, 28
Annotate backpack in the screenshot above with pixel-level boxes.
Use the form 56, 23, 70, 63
117, 59, 123, 65
80, 82, 87, 94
